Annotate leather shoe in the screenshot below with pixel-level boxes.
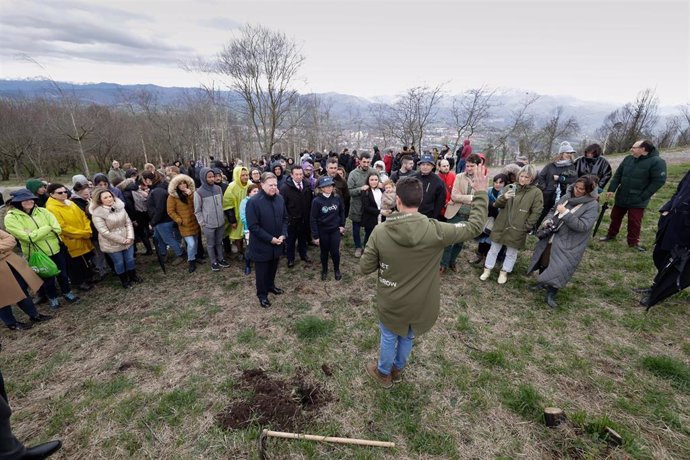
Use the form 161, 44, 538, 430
287, 260, 295, 268
268, 287, 284, 295
21, 439, 62, 459
259, 298, 271, 308
630, 245, 646, 252
599, 236, 615, 242
334, 270, 342, 281
632, 286, 652, 294
365, 361, 392, 389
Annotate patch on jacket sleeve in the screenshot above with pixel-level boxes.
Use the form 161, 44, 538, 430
454, 222, 467, 227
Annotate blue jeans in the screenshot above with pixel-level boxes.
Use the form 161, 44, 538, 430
183, 235, 197, 261
352, 221, 363, 249
107, 246, 135, 275
153, 221, 183, 257
377, 322, 415, 376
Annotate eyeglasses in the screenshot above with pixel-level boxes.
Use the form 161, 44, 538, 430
53, 191, 68, 195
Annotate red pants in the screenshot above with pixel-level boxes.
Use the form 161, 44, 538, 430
607, 205, 645, 246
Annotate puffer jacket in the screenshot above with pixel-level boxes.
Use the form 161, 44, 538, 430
167, 174, 200, 237
607, 148, 667, 209
490, 184, 543, 249
90, 198, 134, 253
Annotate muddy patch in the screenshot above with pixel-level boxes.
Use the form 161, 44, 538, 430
216, 369, 331, 431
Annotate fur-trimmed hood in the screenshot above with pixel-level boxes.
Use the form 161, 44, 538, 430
117, 177, 137, 191
168, 174, 196, 198
89, 197, 125, 218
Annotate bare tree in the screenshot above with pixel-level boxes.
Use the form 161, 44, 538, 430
494, 94, 541, 164
386, 85, 444, 152
450, 85, 495, 152
597, 88, 659, 154
656, 116, 681, 149
538, 106, 580, 159
677, 104, 690, 146
214, 24, 305, 155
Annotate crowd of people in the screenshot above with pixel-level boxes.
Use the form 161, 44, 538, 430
0, 139, 683, 334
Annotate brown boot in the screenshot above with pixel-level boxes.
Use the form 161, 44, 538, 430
391, 367, 403, 383
365, 361, 392, 389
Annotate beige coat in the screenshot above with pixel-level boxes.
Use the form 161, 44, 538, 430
90, 198, 134, 253
0, 229, 43, 306
445, 172, 475, 219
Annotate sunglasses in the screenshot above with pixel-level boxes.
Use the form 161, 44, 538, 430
53, 191, 68, 195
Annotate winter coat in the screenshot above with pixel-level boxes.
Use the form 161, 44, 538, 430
246, 190, 288, 262
167, 174, 201, 237
490, 184, 543, 249
438, 171, 456, 216
361, 188, 382, 230
280, 176, 313, 229
390, 169, 414, 183
574, 155, 612, 189
90, 199, 135, 253
445, 172, 474, 219
347, 167, 379, 222
333, 174, 350, 204
310, 193, 345, 238
93, 174, 125, 201
108, 167, 126, 184
607, 148, 667, 209
537, 160, 578, 196
4, 206, 62, 256
360, 192, 489, 337
45, 197, 94, 257
148, 181, 172, 226
656, 170, 690, 251
0, 229, 43, 307
270, 162, 287, 189
413, 172, 446, 219
383, 154, 393, 174
527, 190, 599, 289
194, 167, 225, 229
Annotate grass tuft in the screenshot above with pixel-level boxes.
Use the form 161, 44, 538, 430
293, 316, 334, 341
640, 355, 690, 390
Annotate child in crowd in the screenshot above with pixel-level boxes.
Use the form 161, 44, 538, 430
310, 176, 346, 281
380, 180, 396, 218
239, 183, 261, 275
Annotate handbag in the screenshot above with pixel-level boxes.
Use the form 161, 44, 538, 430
27, 242, 60, 278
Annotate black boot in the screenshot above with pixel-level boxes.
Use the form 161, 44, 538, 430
128, 270, 143, 283
118, 273, 132, 289
188, 260, 196, 273
545, 287, 558, 309
20, 440, 62, 459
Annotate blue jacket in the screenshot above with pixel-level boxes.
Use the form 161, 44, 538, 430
246, 190, 288, 262
310, 193, 345, 238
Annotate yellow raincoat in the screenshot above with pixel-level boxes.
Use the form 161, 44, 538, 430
222, 166, 249, 240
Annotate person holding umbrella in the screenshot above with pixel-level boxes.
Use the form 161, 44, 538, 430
639, 169, 690, 308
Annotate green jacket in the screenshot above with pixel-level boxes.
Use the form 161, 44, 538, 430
347, 166, 379, 222
360, 192, 488, 336
4, 206, 62, 256
490, 184, 543, 249
607, 149, 667, 208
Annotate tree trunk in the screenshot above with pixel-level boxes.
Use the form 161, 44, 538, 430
71, 112, 90, 177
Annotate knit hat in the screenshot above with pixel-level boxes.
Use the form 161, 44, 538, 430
9, 188, 38, 203
318, 176, 334, 188
25, 179, 45, 194
515, 154, 528, 163
558, 141, 576, 154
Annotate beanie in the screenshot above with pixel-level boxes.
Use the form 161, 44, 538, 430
26, 179, 45, 194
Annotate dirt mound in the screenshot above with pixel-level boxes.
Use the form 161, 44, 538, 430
216, 369, 331, 431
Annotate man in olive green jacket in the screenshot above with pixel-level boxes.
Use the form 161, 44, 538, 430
360, 173, 489, 388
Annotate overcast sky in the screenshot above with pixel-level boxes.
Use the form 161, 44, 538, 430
0, 0, 688, 106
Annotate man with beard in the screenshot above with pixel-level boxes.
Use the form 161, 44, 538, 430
347, 153, 379, 257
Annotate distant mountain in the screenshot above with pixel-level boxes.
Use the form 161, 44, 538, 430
0, 79, 677, 136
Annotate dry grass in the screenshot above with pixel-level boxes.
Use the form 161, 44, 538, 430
0, 163, 689, 459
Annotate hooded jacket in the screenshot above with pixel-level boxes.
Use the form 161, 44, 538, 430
490, 183, 543, 249
147, 179, 172, 226
90, 198, 134, 253
222, 166, 250, 239
167, 174, 200, 237
607, 148, 667, 209
360, 192, 488, 337
194, 167, 225, 229
271, 162, 287, 189
45, 197, 94, 257
412, 171, 446, 219
93, 173, 125, 201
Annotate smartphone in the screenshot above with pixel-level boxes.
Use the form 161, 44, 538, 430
507, 183, 516, 192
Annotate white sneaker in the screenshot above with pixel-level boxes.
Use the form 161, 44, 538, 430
354, 248, 363, 258
479, 268, 491, 281
498, 271, 508, 284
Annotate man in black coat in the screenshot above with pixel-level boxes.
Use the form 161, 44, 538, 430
280, 165, 313, 268
246, 172, 288, 308
413, 154, 446, 219
143, 171, 185, 264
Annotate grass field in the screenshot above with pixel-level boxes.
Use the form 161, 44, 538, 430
1, 164, 688, 459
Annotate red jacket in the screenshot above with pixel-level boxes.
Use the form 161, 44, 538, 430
383, 154, 393, 174
438, 171, 456, 217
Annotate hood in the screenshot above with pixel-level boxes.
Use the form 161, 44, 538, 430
90, 197, 125, 217
270, 161, 284, 175
72, 175, 88, 188
199, 167, 217, 193
118, 177, 137, 191
232, 166, 249, 188
463, 139, 471, 146
168, 174, 196, 198
374, 160, 386, 170
640, 148, 660, 160
381, 212, 434, 248
93, 173, 110, 186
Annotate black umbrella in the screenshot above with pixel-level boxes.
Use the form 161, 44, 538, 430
644, 245, 690, 310
592, 201, 609, 237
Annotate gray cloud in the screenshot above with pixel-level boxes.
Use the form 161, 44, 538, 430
200, 17, 242, 31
